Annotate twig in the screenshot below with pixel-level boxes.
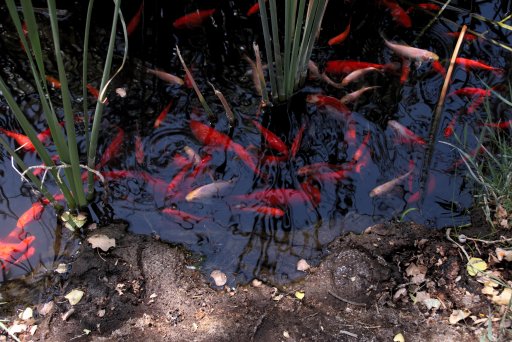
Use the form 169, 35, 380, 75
328, 291, 367, 307
462, 235, 512, 245
207, 81, 236, 127
339, 330, 358, 338
20, 163, 105, 184
446, 228, 470, 261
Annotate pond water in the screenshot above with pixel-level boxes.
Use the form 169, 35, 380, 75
0, 0, 511, 287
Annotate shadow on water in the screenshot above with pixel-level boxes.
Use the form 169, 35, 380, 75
0, 0, 511, 290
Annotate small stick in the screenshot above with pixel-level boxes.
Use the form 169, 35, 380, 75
328, 291, 367, 306
446, 228, 470, 261
208, 82, 236, 127
339, 330, 358, 338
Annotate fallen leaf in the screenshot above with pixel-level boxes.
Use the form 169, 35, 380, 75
423, 298, 441, 310
283, 330, 290, 338
55, 263, 67, 274
449, 309, 470, 324
467, 257, 487, 276
30, 325, 37, 335
492, 288, 512, 306
39, 301, 54, 316
87, 234, 116, 252
297, 259, 310, 271
482, 285, 497, 296
496, 205, 507, 220
97, 309, 106, 317
8, 323, 27, 335
414, 291, 430, 304
19, 307, 33, 321
65, 289, 84, 305
295, 291, 305, 300
393, 333, 405, 342
252, 279, 263, 287
405, 263, 427, 284
210, 270, 227, 287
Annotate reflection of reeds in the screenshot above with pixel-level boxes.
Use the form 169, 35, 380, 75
0, 0, 125, 209
257, 0, 329, 102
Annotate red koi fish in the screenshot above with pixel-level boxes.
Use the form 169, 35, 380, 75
16, 202, 44, 230
314, 168, 353, 182
45, 75, 61, 89
166, 162, 194, 194
443, 112, 459, 138
345, 120, 357, 144
189, 155, 213, 178
431, 60, 446, 76
388, 120, 426, 145
86, 83, 109, 104
247, 1, 266, 16
298, 163, 348, 177
300, 181, 321, 206
307, 94, 351, 117
370, 169, 413, 197
236, 205, 285, 217
352, 132, 371, 163
0, 236, 36, 265
467, 94, 487, 114
127, 2, 144, 36
381, 0, 412, 28
407, 3, 441, 13
190, 121, 261, 176
446, 32, 477, 41
328, 21, 351, 46
340, 86, 380, 104
135, 135, 144, 165
325, 60, 384, 75
97, 127, 125, 169
480, 119, 512, 129
0, 128, 35, 152
400, 59, 411, 84
13, 246, 35, 266
162, 208, 203, 223
455, 58, 503, 74
449, 87, 491, 98
173, 153, 193, 168
154, 100, 173, 128
291, 124, 306, 158
147, 68, 184, 85
231, 188, 311, 207
173, 9, 216, 29
252, 120, 289, 157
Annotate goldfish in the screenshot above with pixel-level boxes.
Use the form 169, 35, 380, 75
342, 67, 382, 86
314, 168, 353, 182
431, 60, 446, 76
325, 60, 384, 75
449, 87, 491, 98
147, 68, 184, 85
45, 75, 61, 89
173, 9, 216, 29
185, 180, 233, 202
247, 1, 264, 16
443, 113, 459, 138
384, 39, 439, 62
135, 135, 144, 165
15, 202, 45, 230
97, 127, 125, 169
127, 2, 143, 36
345, 120, 357, 144
388, 120, 426, 145
307, 94, 351, 116
407, 3, 441, 12
154, 100, 173, 128
400, 58, 411, 84
235, 205, 285, 217
480, 119, 512, 129
190, 121, 261, 176
446, 32, 477, 41
467, 94, 487, 114
381, 0, 411, 28
189, 155, 213, 178
340, 86, 380, 104
252, 120, 289, 157
0, 128, 35, 152
300, 182, 321, 206
328, 21, 351, 46
166, 163, 194, 194
352, 132, 371, 163
162, 208, 203, 223
290, 124, 306, 158
298, 163, 350, 177
455, 58, 503, 74
173, 153, 194, 168
231, 188, 311, 207
0, 236, 36, 264
369, 169, 413, 197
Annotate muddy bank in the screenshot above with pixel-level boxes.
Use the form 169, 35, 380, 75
6, 221, 492, 341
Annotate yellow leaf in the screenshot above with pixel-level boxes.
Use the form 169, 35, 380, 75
65, 289, 84, 305
467, 258, 487, 276
295, 291, 305, 300
393, 333, 405, 342
449, 309, 471, 324
492, 288, 512, 306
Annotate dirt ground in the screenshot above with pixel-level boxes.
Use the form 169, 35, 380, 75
3, 217, 509, 342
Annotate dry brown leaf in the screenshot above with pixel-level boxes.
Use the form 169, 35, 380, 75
405, 263, 427, 284
496, 248, 512, 262
482, 285, 497, 296
496, 205, 508, 219
492, 288, 512, 306
296, 259, 310, 271
87, 234, 116, 252
449, 309, 470, 324
210, 270, 227, 287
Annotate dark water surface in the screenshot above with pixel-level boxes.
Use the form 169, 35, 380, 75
0, 0, 511, 288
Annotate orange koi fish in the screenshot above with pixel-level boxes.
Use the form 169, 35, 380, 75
0, 128, 35, 152
127, 2, 144, 36
166, 162, 194, 194
455, 58, 503, 74
45, 75, 61, 89
252, 120, 289, 157
97, 127, 125, 169
480, 119, 512, 129
449, 87, 491, 98
467, 94, 487, 114
443, 112, 459, 138
345, 120, 357, 144
189, 155, 213, 178
15, 202, 45, 230
300, 181, 321, 206
340, 86, 380, 104
307, 94, 351, 116
190, 120, 261, 176
154, 100, 173, 128
247, 1, 266, 16
325, 60, 384, 75
147, 68, 184, 85
162, 208, 203, 223
431, 60, 446, 76
400, 59, 410, 84
446, 32, 477, 41
328, 21, 351, 46
135, 135, 144, 165
235, 205, 285, 217
0, 236, 36, 264
388, 120, 426, 145
407, 3, 441, 13
290, 124, 306, 158
381, 0, 411, 28
231, 188, 311, 207
370, 169, 413, 197
352, 132, 371, 163
86, 83, 109, 104
342, 67, 382, 86
384, 39, 439, 61
173, 9, 216, 29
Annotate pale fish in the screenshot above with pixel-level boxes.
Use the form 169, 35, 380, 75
147, 68, 184, 85
340, 86, 380, 104
383, 39, 439, 62
369, 169, 413, 198
341, 67, 383, 86
185, 180, 233, 202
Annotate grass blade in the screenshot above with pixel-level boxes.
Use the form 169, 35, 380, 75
257, 0, 277, 100
82, 0, 95, 156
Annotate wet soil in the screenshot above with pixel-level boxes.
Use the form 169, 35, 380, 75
5, 219, 499, 341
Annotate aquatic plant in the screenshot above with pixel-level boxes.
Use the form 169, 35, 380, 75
257, 0, 329, 102
0, 0, 125, 210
